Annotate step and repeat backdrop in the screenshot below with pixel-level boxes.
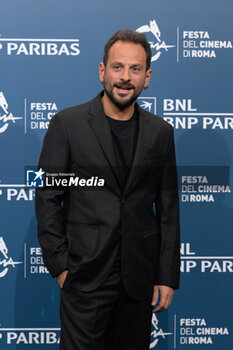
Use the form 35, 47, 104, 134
0, 0, 232, 349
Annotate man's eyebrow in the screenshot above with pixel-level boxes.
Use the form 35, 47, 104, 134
110, 61, 124, 66
110, 62, 143, 68
131, 63, 143, 68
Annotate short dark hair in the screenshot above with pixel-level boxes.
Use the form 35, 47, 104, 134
103, 30, 152, 71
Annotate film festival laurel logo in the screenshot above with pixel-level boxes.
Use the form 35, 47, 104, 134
0, 91, 22, 133
150, 314, 172, 348
136, 19, 175, 62
0, 236, 22, 278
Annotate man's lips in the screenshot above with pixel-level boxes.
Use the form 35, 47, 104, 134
114, 84, 134, 95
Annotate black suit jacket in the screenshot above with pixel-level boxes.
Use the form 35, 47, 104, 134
35, 92, 180, 300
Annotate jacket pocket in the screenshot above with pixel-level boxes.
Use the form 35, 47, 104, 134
66, 223, 100, 259
61, 270, 71, 291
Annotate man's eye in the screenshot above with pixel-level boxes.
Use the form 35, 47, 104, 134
132, 66, 141, 72
113, 65, 121, 70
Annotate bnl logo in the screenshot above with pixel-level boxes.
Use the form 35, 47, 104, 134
26, 168, 45, 187
138, 97, 157, 114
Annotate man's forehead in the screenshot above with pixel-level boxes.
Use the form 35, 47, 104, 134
107, 41, 147, 63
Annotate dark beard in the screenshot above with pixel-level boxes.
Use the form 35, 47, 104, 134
103, 80, 142, 111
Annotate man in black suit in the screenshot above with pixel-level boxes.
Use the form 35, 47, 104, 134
35, 30, 180, 350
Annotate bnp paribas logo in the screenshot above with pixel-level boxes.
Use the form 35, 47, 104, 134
0, 91, 23, 133
136, 19, 175, 62
0, 36, 80, 56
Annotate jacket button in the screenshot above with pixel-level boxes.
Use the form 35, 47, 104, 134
121, 199, 126, 205
118, 229, 122, 236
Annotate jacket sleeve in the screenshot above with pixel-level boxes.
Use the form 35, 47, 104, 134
35, 113, 70, 277
154, 126, 180, 289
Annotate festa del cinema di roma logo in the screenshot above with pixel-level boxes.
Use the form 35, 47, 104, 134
0, 91, 22, 133
136, 19, 175, 61
0, 90, 59, 134
0, 236, 22, 278
150, 313, 172, 348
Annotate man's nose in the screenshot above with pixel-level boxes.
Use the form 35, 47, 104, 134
120, 68, 131, 81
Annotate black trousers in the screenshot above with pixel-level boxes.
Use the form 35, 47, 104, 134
60, 270, 153, 350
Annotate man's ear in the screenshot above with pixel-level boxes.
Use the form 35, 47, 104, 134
99, 62, 105, 84
144, 69, 152, 89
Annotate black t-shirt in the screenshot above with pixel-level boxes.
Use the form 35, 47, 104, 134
106, 109, 138, 189
106, 109, 138, 272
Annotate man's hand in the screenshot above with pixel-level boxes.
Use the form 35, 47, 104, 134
57, 270, 69, 289
151, 285, 174, 313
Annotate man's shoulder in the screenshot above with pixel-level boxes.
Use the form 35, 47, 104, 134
138, 105, 173, 133
56, 94, 99, 122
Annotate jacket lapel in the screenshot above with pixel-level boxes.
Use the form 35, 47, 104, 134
88, 93, 122, 189
123, 105, 152, 195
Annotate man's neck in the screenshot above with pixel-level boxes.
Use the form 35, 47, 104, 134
101, 92, 135, 121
